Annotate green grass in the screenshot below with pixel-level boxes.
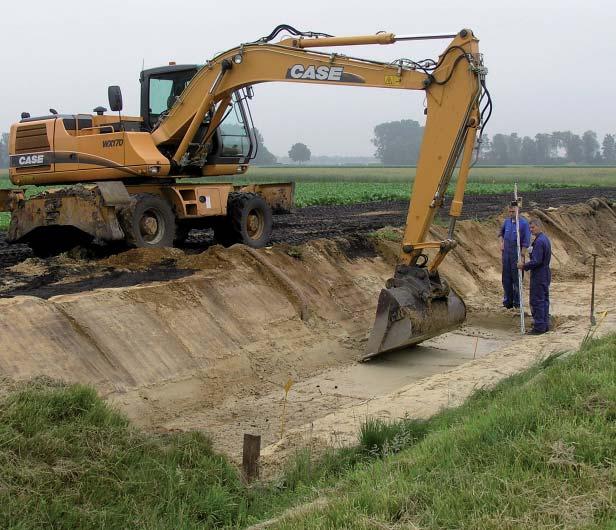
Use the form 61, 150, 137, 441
0, 212, 9, 230
227, 165, 616, 207
276, 335, 616, 529
290, 180, 595, 207
0, 378, 367, 528
368, 227, 403, 242
2, 166, 616, 227
2, 335, 615, 528
245, 166, 616, 207
246, 165, 616, 186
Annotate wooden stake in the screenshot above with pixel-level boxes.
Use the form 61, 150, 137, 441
280, 379, 293, 439
242, 433, 261, 482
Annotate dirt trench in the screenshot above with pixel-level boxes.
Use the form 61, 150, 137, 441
1, 198, 615, 470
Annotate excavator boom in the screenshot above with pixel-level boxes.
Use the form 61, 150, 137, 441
6, 26, 489, 358
157, 26, 485, 359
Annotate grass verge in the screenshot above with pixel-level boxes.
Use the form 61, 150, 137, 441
1, 336, 615, 528
276, 335, 616, 529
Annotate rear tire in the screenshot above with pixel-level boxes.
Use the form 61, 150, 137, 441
121, 193, 176, 248
214, 192, 273, 248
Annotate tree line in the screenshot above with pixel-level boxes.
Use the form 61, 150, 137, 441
371, 120, 616, 165
480, 131, 616, 165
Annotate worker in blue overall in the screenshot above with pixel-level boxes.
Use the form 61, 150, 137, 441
518, 218, 552, 334
499, 203, 531, 309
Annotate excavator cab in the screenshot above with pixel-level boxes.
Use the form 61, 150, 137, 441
139, 65, 255, 167
140, 65, 198, 130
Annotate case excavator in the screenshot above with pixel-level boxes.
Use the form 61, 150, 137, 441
0, 25, 490, 359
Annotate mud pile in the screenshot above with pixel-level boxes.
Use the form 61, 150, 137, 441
1, 198, 615, 463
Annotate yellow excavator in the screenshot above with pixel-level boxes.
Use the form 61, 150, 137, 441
0, 25, 490, 359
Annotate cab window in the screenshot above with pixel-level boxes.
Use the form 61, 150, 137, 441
219, 96, 251, 157
148, 70, 195, 128
149, 78, 173, 115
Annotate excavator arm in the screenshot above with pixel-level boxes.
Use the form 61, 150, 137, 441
153, 28, 488, 359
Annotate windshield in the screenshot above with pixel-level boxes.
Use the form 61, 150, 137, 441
148, 69, 195, 127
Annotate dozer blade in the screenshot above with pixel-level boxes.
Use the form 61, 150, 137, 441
363, 265, 466, 361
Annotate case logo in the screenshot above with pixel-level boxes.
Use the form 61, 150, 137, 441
10, 152, 51, 168
286, 65, 365, 83
18, 154, 45, 165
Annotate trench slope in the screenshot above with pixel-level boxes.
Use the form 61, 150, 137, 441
1, 198, 615, 461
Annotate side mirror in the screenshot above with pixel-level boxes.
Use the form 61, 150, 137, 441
108, 86, 123, 112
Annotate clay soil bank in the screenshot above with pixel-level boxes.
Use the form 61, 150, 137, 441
1, 198, 615, 469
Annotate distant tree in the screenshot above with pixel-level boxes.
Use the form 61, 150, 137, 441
0, 133, 8, 168
602, 134, 616, 163
550, 131, 565, 161
507, 133, 522, 163
251, 128, 277, 165
582, 130, 600, 163
491, 134, 509, 164
534, 133, 552, 164
552, 131, 583, 163
520, 136, 537, 164
288, 142, 311, 164
565, 132, 584, 163
372, 119, 423, 165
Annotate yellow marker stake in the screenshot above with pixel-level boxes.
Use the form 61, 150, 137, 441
280, 379, 293, 439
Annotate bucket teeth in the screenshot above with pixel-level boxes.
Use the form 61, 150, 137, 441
363, 265, 466, 361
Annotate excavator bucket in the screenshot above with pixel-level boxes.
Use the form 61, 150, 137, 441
363, 265, 466, 361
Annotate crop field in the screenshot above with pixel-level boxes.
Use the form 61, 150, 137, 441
247, 164, 616, 185
2, 166, 616, 215
245, 165, 616, 206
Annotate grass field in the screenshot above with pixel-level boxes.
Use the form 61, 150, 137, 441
2, 166, 616, 225
1, 335, 614, 528
246, 165, 616, 185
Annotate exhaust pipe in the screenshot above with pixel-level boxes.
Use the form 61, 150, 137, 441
363, 265, 466, 361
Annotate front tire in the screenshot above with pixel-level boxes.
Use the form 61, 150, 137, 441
215, 192, 273, 248
121, 193, 176, 248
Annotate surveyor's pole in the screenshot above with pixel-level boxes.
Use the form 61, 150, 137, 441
590, 254, 597, 326
514, 183, 526, 334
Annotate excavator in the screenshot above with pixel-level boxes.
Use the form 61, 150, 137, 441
0, 25, 490, 359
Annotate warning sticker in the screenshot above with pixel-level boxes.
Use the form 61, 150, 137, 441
385, 75, 402, 86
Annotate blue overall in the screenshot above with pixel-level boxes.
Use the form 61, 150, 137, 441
500, 216, 531, 308
524, 232, 552, 332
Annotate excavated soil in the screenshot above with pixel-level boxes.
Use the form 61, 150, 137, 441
1, 197, 616, 473
2, 187, 616, 272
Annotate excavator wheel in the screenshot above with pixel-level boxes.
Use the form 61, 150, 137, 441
214, 192, 273, 248
121, 193, 176, 248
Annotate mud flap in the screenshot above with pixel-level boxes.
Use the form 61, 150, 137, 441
363, 265, 466, 361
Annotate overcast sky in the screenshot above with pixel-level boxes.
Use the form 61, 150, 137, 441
2, 0, 614, 157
